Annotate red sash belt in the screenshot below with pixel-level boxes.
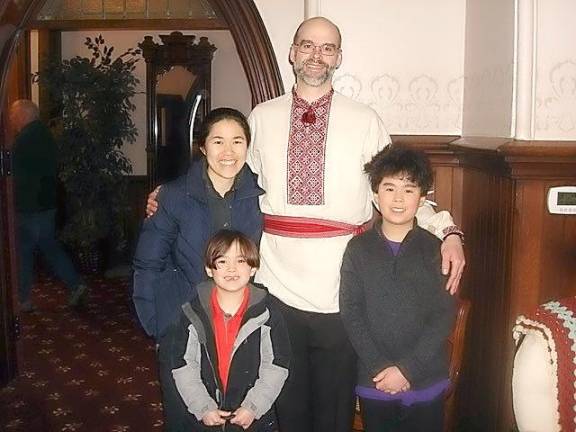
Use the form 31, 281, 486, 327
263, 214, 370, 238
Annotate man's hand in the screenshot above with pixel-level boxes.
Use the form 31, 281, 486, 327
373, 366, 410, 394
441, 234, 465, 295
146, 186, 161, 218
201, 409, 231, 426
230, 407, 256, 429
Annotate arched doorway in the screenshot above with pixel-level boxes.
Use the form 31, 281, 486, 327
0, 0, 284, 384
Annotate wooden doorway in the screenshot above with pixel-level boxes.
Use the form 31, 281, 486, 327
0, 0, 284, 385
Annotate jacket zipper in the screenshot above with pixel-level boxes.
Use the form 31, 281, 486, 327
203, 343, 227, 431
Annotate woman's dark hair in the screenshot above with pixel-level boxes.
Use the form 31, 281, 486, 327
205, 230, 260, 270
193, 108, 251, 158
364, 144, 433, 195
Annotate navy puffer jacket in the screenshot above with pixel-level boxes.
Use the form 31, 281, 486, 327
133, 159, 264, 338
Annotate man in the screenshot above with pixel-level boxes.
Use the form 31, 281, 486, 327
147, 16, 465, 432
247, 17, 465, 432
9, 99, 88, 312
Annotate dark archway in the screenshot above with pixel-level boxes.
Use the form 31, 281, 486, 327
209, 0, 284, 106
0, 0, 284, 110
0, 0, 285, 384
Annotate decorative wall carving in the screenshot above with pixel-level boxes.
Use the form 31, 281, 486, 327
536, 59, 576, 136
333, 72, 463, 134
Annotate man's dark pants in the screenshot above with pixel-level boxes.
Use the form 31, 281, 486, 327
272, 297, 357, 432
17, 209, 81, 303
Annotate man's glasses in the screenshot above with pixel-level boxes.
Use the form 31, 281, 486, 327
293, 40, 339, 56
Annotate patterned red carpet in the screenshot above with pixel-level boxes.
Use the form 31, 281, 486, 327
0, 276, 164, 431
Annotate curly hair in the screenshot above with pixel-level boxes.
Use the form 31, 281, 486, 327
364, 144, 433, 195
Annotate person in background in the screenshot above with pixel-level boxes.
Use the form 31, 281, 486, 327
340, 145, 456, 432
169, 230, 290, 432
133, 108, 264, 431
9, 99, 88, 312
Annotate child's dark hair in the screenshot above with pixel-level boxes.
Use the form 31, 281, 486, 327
204, 230, 260, 270
197, 107, 251, 149
364, 145, 433, 195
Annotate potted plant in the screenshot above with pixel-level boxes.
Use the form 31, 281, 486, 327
35, 35, 140, 272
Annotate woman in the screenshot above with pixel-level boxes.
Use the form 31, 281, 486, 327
132, 107, 264, 431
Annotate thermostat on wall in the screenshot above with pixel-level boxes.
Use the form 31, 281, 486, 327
547, 186, 576, 214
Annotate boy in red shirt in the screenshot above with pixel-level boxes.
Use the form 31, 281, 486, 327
169, 230, 290, 431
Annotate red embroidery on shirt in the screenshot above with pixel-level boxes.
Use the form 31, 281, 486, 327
287, 89, 334, 205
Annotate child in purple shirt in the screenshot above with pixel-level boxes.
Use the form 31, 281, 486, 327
339, 145, 456, 432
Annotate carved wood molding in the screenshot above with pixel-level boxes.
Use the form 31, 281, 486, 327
500, 140, 576, 180
140, 31, 217, 74
0, 0, 283, 115
394, 135, 576, 180
392, 135, 510, 176
139, 31, 216, 189
0, 0, 45, 113
29, 18, 228, 30
209, 0, 284, 106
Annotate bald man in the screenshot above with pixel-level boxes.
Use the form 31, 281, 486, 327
247, 17, 465, 432
9, 100, 87, 312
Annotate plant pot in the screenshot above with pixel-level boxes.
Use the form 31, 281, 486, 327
75, 245, 103, 274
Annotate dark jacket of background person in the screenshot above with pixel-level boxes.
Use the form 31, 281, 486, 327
166, 281, 291, 432
132, 159, 264, 339
13, 119, 58, 212
339, 225, 456, 389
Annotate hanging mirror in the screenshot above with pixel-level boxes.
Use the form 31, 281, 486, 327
140, 31, 216, 188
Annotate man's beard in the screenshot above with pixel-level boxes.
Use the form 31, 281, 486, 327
294, 60, 336, 87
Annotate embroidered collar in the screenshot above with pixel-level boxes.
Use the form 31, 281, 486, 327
291, 87, 334, 110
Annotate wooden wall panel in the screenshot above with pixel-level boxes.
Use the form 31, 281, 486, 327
399, 136, 515, 431
403, 138, 576, 431
432, 166, 457, 216
536, 182, 576, 303
455, 169, 514, 432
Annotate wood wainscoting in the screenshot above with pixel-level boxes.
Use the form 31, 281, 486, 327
392, 136, 576, 431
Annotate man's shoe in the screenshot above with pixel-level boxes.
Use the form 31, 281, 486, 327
69, 284, 89, 307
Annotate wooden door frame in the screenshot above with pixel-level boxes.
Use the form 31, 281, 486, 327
0, 0, 284, 385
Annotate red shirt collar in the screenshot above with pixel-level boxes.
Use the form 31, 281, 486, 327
210, 286, 250, 391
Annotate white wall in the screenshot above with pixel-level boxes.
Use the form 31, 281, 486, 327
461, 0, 515, 138
534, 0, 576, 139
255, 0, 466, 135
49, 29, 251, 175
253, 0, 305, 91
31, 0, 576, 170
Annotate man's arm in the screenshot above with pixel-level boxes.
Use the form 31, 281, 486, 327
416, 204, 465, 294
145, 186, 161, 218
246, 111, 262, 177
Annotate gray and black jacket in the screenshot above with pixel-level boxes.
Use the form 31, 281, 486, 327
339, 224, 456, 390
170, 281, 290, 432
